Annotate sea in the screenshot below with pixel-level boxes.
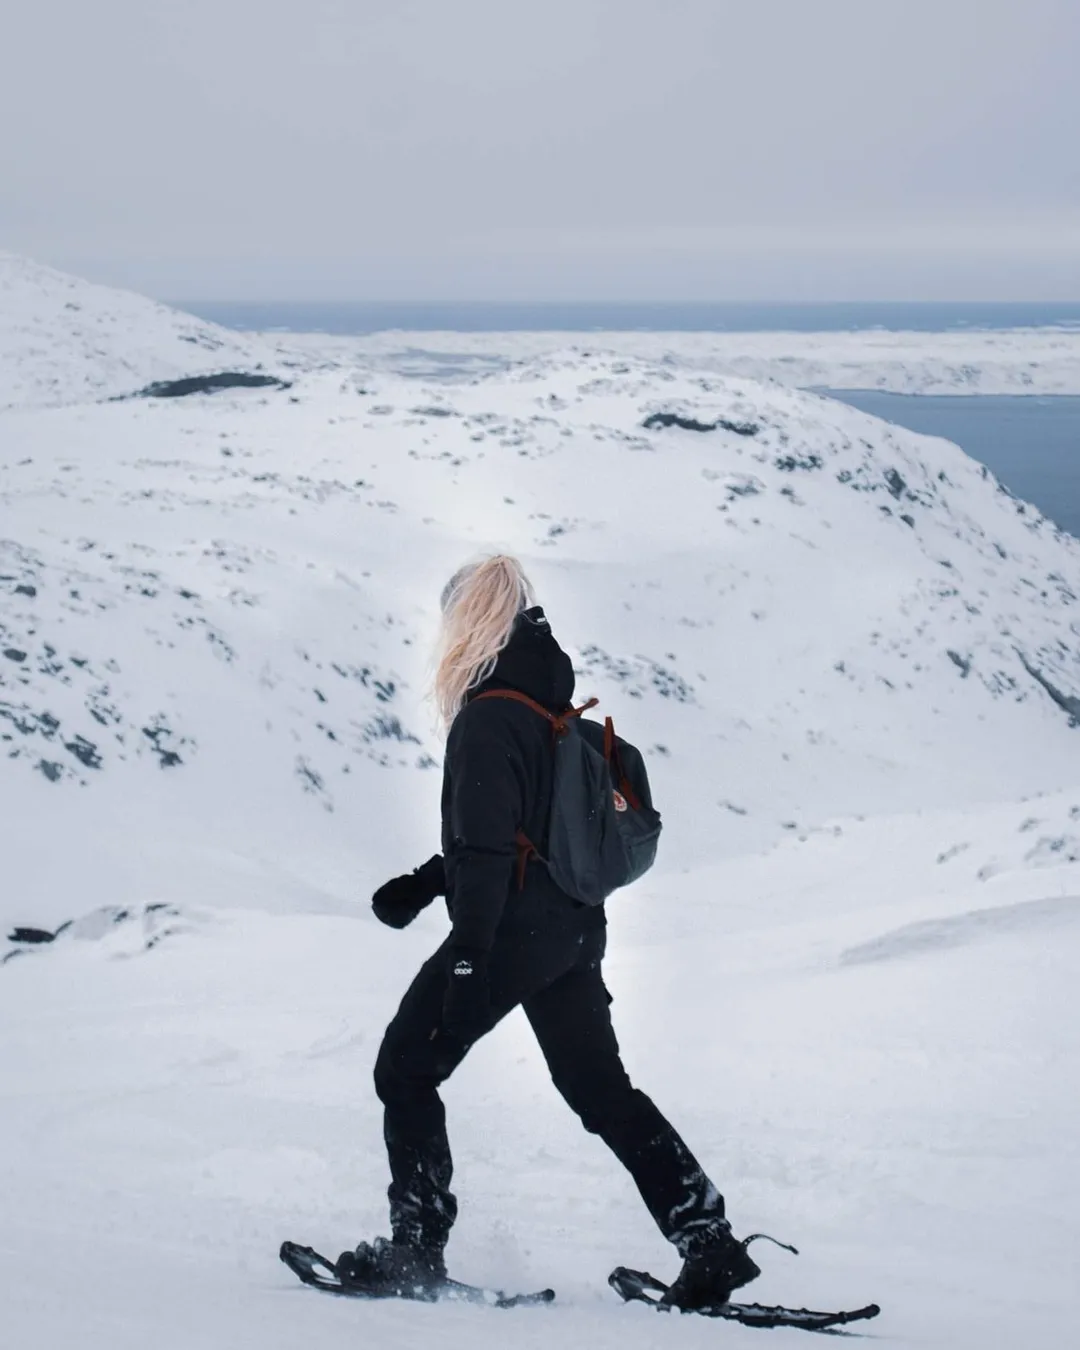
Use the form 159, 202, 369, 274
177, 300, 1080, 335
176, 300, 1080, 539
820, 392, 1080, 539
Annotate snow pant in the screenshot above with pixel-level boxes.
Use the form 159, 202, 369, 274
373, 909, 726, 1255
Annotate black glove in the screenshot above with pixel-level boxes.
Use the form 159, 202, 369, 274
441, 945, 491, 1042
371, 855, 445, 929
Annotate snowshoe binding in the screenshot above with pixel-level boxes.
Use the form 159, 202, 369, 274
335, 1235, 447, 1299
663, 1220, 767, 1310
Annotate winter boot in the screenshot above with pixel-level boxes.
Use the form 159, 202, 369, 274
335, 1234, 448, 1299
662, 1220, 763, 1310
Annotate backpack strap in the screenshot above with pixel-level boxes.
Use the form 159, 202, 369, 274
472, 688, 598, 737
472, 690, 600, 889
514, 827, 539, 890
603, 715, 642, 812
474, 690, 641, 811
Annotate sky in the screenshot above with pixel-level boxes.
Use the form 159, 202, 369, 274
1, 0, 1078, 301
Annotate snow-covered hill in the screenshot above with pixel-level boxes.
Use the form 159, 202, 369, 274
2, 340, 1078, 927
0, 252, 306, 410
1, 261, 1077, 1350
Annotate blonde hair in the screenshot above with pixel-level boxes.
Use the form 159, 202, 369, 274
432, 554, 535, 730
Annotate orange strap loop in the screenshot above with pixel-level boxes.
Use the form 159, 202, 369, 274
604, 715, 642, 811
514, 827, 539, 890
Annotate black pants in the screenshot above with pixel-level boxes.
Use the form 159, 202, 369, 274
374, 905, 725, 1255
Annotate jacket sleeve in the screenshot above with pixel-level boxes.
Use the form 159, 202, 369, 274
445, 712, 524, 952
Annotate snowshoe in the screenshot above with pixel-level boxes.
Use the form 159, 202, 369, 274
609, 1265, 881, 1331
279, 1240, 555, 1309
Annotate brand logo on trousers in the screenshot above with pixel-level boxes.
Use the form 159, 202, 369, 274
453, 959, 474, 977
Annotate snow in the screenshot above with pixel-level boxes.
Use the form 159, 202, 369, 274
293, 325, 1080, 395
1, 257, 1078, 1348
0, 252, 304, 411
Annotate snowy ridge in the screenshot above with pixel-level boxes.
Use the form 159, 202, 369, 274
2, 336, 1079, 928
0, 252, 303, 410
1, 262, 1078, 1350
317, 325, 1080, 394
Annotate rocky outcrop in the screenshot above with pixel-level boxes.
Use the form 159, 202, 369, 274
129, 372, 292, 399
642, 410, 759, 435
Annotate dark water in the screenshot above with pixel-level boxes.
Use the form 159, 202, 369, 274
825, 392, 1080, 540
175, 300, 1080, 335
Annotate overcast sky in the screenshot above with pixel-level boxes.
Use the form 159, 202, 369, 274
2, 0, 1077, 300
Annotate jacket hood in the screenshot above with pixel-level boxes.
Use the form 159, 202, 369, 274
469, 606, 576, 711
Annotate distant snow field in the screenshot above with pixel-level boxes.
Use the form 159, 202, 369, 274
1, 254, 1077, 1349
319, 325, 1080, 396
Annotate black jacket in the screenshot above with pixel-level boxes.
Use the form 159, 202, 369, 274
439, 606, 582, 951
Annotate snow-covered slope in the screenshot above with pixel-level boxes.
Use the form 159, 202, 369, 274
0, 252, 303, 410
1, 263, 1078, 1349
2, 793, 1077, 1350
322, 326, 1080, 394
2, 344, 1078, 929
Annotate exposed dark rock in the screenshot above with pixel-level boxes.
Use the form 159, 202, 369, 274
725, 476, 762, 498
3, 905, 184, 966
295, 757, 326, 794
8, 926, 55, 944
1017, 653, 1080, 726
947, 650, 971, 678
64, 735, 102, 769
123, 372, 292, 400
329, 662, 398, 702
775, 453, 823, 472
576, 645, 696, 704
884, 468, 908, 499
362, 714, 422, 745
642, 412, 759, 436
142, 722, 184, 767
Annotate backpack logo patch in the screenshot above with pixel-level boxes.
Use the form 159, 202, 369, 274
612, 789, 628, 813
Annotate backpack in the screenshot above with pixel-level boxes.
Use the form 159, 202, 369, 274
472, 691, 662, 906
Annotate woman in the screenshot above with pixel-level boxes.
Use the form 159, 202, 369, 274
341, 554, 760, 1309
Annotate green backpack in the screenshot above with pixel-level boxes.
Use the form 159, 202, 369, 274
473, 691, 662, 905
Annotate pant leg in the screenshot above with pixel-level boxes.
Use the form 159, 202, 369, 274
374, 910, 588, 1251
374, 939, 468, 1250
522, 927, 726, 1253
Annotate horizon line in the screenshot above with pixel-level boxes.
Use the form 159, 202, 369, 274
168, 297, 1080, 308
